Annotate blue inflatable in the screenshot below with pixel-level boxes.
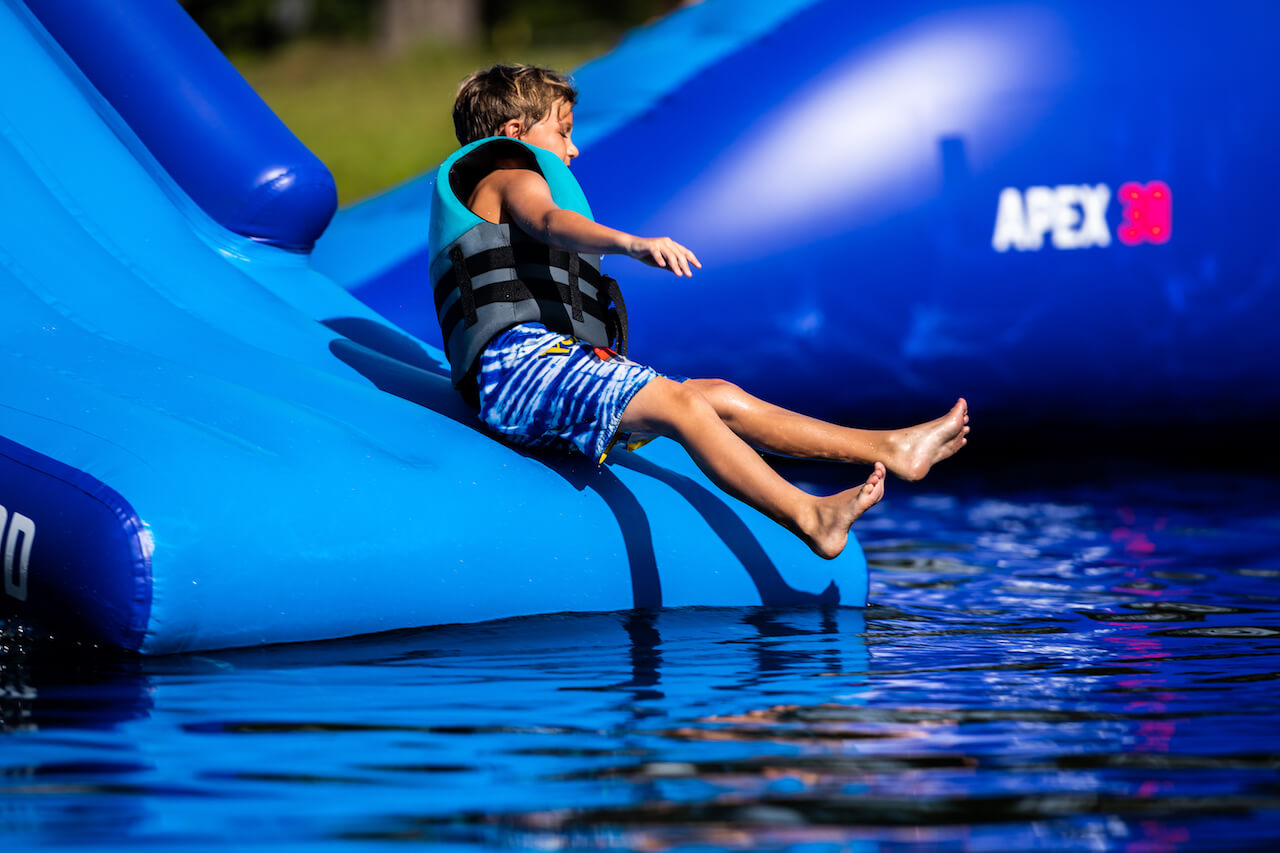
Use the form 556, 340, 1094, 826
0, 0, 866, 653
317, 0, 1280, 432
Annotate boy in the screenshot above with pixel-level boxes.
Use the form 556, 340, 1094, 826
430, 64, 969, 560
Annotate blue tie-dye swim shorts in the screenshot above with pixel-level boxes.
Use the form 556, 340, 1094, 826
476, 322, 673, 464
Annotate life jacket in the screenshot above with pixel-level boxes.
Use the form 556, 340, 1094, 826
428, 137, 628, 393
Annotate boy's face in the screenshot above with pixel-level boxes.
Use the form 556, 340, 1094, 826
511, 99, 578, 167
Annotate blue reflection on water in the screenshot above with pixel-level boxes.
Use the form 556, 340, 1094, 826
3, 462, 1279, 851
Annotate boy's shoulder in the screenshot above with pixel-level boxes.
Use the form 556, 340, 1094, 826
466, 165, 552, 223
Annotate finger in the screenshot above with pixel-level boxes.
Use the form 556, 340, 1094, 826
665, 249, 683, 276
669, 242, 691, 276
671, 240, 700, 271
668, 244, 689, 276
672, 248, 689, 276
654, 246, 676, 275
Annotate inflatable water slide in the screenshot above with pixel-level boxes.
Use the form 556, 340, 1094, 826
0, 0, 864, 654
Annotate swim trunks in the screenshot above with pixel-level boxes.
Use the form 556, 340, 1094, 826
477, 323, 667, 463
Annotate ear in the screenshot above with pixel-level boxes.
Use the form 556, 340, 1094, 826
498, 119, 523, 139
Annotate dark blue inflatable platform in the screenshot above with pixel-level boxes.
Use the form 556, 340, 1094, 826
318, 0, 1280, 432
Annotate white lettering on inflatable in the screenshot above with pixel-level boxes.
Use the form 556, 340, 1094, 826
2, 505, 35, 602
1078, 184, 1112, 248
1050, 185, 1083, 249
991, 188, 1027, 252
992, 183, 1113, 252
1022, 186, 1056, 250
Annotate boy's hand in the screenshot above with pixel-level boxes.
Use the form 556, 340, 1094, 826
626, 237, 702, 277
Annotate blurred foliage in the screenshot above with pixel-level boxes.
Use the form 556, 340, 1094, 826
485, 0, 674, 49
182, 0, 371, 52
230, 39, 610, 205
189, 0, 679, 203
184, 0, 676, 53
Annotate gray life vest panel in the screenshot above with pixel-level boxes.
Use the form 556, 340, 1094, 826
428, 137, 628, 393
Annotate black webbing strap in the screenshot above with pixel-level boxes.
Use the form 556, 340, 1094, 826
533, 246, 602, 285
567, 253, 583, 322
448, 245, 478, 328
602, 275, 629, 356
438, 276, 611, 345
434, 244, 600, 316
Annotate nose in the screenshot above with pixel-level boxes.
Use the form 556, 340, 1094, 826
567, 140, 579, 162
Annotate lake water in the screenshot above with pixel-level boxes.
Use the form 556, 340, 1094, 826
3, 459, 1279, 851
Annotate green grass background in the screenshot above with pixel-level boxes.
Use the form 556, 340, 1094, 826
231, 40, 609, 206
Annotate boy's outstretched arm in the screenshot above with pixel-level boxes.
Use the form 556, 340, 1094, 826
497, 170, 701, 277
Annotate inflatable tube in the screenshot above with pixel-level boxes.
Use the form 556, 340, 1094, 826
316, 0, 1280, 432
0, 0, 866, 653
22, 0, 336, 251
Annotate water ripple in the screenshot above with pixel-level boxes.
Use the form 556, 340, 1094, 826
3, 466, 1280, 850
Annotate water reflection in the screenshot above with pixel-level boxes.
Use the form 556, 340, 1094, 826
2, 467, 1279, 851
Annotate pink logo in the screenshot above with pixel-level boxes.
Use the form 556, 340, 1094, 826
1117, 181, 1172, 245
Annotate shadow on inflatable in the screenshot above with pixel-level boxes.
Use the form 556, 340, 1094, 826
326, 316, 839, 611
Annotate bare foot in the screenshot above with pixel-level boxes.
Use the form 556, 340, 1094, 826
886, 398, 970, 481
803, 462, 886, 559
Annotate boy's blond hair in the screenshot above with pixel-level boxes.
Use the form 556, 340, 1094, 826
452, 64, 578, 145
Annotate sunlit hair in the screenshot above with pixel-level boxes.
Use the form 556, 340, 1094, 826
453, 63, 578, 145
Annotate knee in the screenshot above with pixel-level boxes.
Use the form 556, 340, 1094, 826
687, 378, 748, 421
654, 381, 719, 436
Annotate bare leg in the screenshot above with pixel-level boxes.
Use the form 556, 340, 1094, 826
620, 378, 884, 559
683, 379, 969, 481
